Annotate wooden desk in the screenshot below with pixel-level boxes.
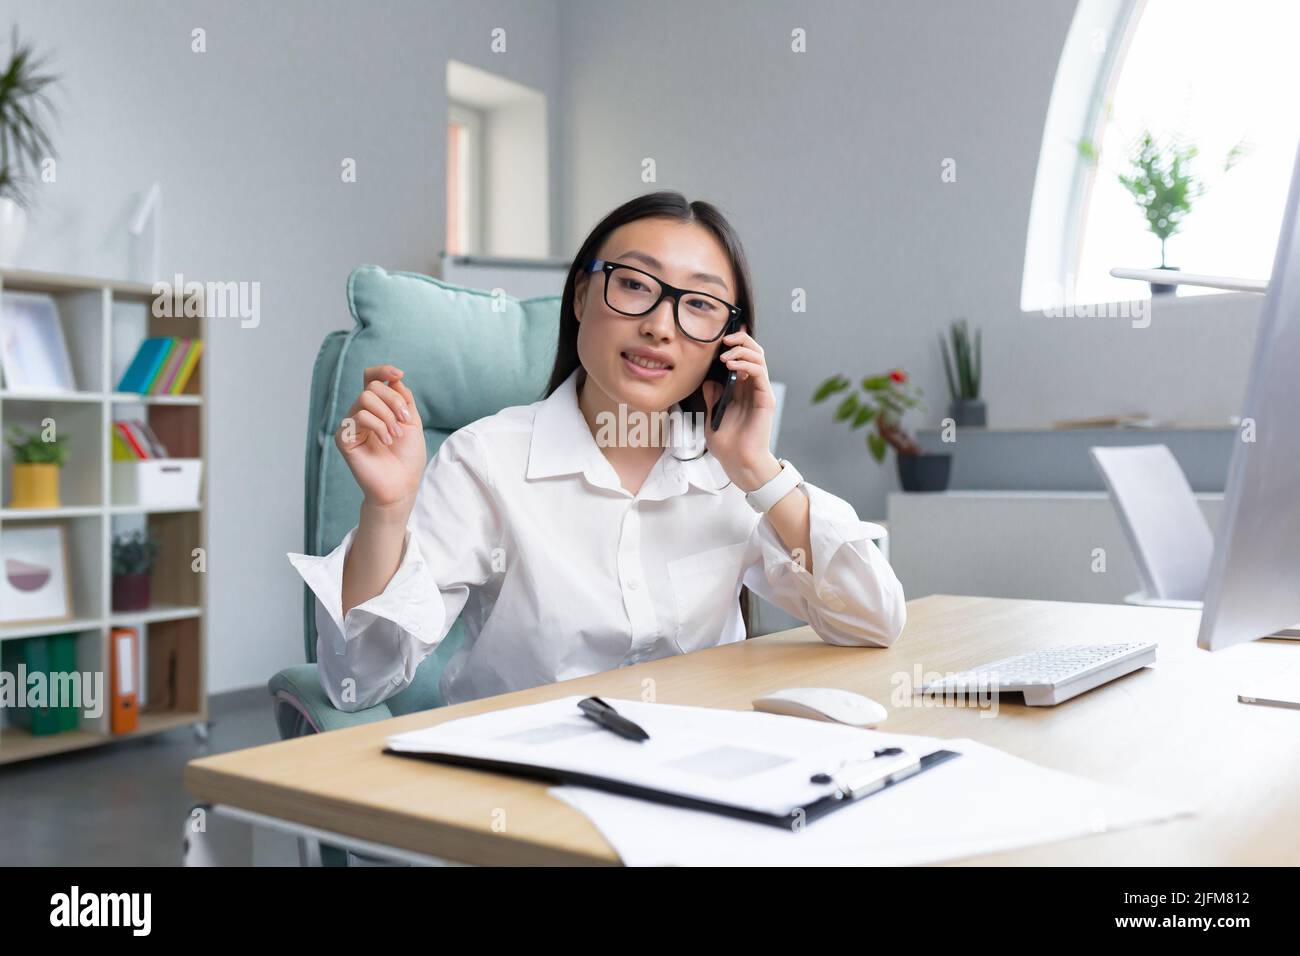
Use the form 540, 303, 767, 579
185, 595, 1300, 865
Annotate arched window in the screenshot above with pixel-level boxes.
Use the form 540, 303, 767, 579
1022, 0, 1300, 310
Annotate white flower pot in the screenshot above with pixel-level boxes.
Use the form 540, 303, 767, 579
0, 197, 28, 266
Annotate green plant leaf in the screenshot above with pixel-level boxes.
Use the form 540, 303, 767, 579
812, 374, 849, 403
112, 529, 160, 575
1118, 129, 1206, 247
877, 393, 904, 416
834, 392, 860, 422
850, 404, 875, 429
1224, 137, 1251, 172
4, 424, 69, 464
939, 333, 958, 401
867, 432, 887, 463
0, 28, 61, 207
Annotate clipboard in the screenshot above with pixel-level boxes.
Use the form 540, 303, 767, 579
383, 744, 961, 831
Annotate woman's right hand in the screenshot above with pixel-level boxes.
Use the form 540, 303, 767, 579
335, 364, 427, 510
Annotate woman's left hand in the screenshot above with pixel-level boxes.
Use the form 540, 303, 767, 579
703, 326, 783, 492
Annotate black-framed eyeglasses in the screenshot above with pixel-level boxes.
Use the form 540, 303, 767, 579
586, 259, 742, 343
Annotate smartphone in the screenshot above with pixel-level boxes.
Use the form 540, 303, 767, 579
707, 317, 741, 431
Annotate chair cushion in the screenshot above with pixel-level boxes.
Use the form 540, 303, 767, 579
345, 265, 563, 431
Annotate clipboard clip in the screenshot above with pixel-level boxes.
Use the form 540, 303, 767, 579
818, 747, 919, 800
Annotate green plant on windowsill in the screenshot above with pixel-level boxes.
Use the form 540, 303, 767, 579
1078, 129, 1248, 292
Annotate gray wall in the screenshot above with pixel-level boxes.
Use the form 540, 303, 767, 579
559, 0, 1261, 519
4, 0, 564, 692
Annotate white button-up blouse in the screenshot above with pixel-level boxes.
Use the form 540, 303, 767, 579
287, 368, 907, 712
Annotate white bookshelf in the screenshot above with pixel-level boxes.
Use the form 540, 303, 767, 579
0, 268, 208, 765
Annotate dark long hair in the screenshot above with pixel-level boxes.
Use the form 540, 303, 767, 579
544, 190, 758, 637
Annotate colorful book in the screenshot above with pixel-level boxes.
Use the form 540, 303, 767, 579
111, 429, 137, 461
141, 338, 178, 394
115, 336, 203, 394
169, 339, 203, 394
113, 421, 149, 459
125, 421, 152, 456
152, 337, 189, 394
135, 419, 169, 457
110, 418, 173, 459
116, 337, 172, 393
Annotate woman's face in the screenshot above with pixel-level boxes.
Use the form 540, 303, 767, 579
573, 216, 738, 414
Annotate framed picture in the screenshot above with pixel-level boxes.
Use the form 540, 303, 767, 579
0, 291, 78, 393
0, 524, 73, 625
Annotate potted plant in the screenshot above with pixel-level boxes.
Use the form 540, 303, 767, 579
112, 530, 159, 612
4, 424, 68, 508
1079, 130, 1247, 295
0, 28, 60, 265
813, 368, 952, 492
940, 318, 983, 426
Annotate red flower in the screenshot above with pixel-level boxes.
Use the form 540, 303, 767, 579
889, 369, 907, 383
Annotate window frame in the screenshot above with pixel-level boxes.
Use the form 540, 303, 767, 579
1021, 0, 1144, 312
447, 100, 486, 256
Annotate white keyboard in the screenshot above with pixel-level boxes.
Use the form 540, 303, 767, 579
920, 642, 1157, 706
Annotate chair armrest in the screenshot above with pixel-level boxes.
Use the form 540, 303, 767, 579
268, 664, 393, 739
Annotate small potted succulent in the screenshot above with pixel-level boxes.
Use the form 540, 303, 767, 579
813, 368, 952, 492
940, 318, 984, 427
5, 424, 69, 508
112, 529, 159, 612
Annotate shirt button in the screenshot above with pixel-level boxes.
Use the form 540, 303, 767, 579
627, 578, 640, 590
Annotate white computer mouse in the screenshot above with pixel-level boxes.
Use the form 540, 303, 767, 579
752, 687, 888, 727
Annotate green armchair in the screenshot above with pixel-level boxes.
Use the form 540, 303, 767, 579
269, 265, 560, 742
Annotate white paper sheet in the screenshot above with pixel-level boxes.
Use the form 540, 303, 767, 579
549, 738, 1193, 866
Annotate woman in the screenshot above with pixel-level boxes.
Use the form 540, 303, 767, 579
289, 191, 906, 712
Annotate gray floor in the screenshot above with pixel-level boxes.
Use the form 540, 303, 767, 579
0, 686, 300, 866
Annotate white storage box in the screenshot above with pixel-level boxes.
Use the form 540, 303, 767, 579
112, 459, 203, 507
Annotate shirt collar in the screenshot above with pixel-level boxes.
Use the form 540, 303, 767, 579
526, 367, 726, 496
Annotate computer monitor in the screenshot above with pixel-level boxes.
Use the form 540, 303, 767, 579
1195, 142, 1300, 654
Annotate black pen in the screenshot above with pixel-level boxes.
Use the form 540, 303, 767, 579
578, 696, 650, 742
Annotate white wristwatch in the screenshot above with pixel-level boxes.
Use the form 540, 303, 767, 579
744, 459, 804, 513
